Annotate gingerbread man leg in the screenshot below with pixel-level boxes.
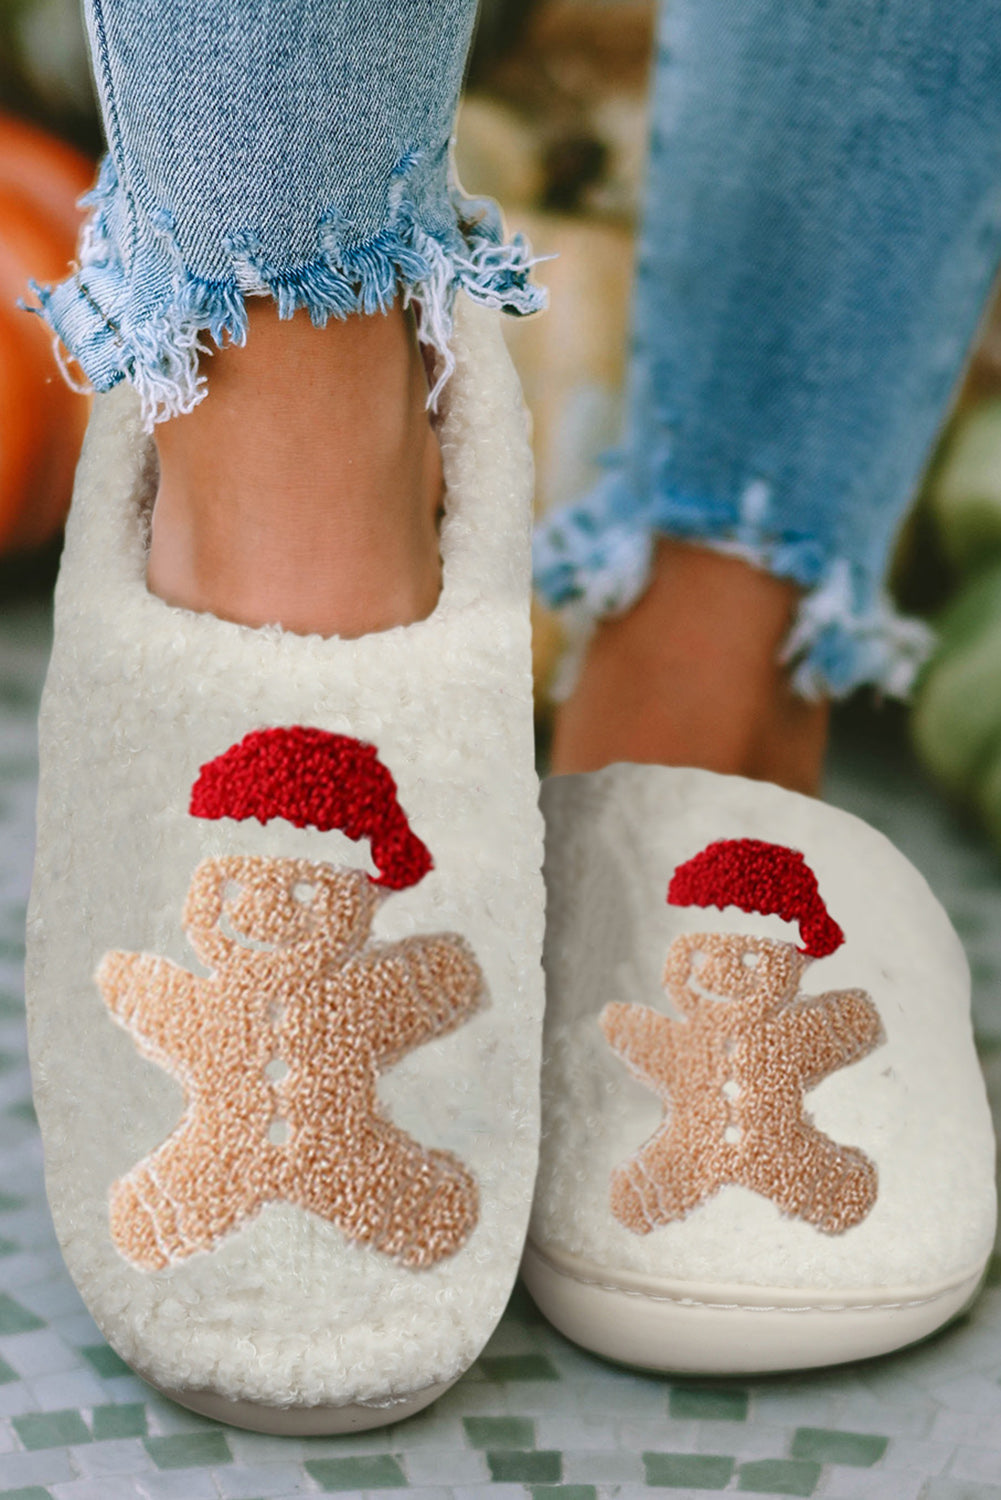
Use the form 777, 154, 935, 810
374, 1146, 479, 1269
110, 1110, 273, 1269
610, 1118, 722, 1233
741, 1125, 878, 1235
290, 1115, 478, 1268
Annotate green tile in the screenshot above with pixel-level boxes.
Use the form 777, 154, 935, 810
6, 1101, 37, 1125
305, 1456, 406, 1490
91, 1402, 147, 1440
464, 1415, 535, 1448
532, 1490, 596, 1500
790, 1427, 888, 1467
143, 1432, 232, 1469
0, 1236, 18, 1256
0, 758, 36, 783
0, 1489, 54, 1500
14, 1410, 92, 1449
921, 1482, 1001, 1500
506, 1278, 546, 1324
487, 1450, 562, 1483
80, 1344, 131, 1379
0, 992, 22, 1018
0, 938, 24, 962
0, 1052, 17, 1074
0, 678, 37, 710
479, 1353, 561, 1381
0, 1354, 18, 1383
738, 1458, 822, 1496
0, 1191, 26, 1212
0, 1294, 43, 1335
670, 1385, 749, 1421
643, 1452, 735, 1489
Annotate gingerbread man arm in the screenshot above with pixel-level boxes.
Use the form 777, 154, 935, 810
97, 951, 203, 1071
775, 987, 884, 1089
600, 1002, 683, 1092
339, 933, 486, 1065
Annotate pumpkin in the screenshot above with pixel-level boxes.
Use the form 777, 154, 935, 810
0, 109, 95, 245
911, 557, 1001, 851
0, 110, 93, 554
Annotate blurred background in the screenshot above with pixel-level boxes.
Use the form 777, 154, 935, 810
4, 0, 1001, 848
2, 11, 1001, 1500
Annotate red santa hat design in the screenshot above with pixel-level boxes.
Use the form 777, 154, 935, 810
667, 838, 844, 959
189, 726, 432, 890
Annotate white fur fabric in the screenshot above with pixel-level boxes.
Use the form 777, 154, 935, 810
26, 298, 545, 1408
534, 765, 996, 1292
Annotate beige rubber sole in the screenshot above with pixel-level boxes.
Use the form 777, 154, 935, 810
522, 1239, 987, 1375
148, 1375, 457, 1435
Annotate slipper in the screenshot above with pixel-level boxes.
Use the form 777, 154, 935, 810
25, 296, 545, 1433
524, 763, 996, 1374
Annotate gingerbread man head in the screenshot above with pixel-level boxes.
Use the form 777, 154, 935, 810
664, 931, 808, 1021
183, 855, 378, 971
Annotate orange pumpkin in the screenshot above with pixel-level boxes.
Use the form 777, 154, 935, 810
0, 300, 37, 547
0, 112, 95, 554
0, 111, 96, 245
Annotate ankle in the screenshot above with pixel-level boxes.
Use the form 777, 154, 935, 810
550, 541, 829, 794
147, 302, 444, 637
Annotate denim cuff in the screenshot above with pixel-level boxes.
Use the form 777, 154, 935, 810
25, 154, 545, 432
533, 471, 935, 703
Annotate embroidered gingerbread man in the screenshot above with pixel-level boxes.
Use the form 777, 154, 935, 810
98, 729, 486, 1272
602, 839, 885, 1237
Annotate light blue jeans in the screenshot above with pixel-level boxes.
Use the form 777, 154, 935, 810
535, 0, 1001, 698
32, 1, 544, 421
33, 0, 1001, 700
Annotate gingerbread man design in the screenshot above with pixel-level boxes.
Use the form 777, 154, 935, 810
602, 839, 885, 1237
98, 728, 486, 1272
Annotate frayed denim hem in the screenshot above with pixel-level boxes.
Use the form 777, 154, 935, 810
24, 154, 545, 433
532, 472, 935, 703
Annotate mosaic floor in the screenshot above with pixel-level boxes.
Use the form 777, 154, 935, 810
1, 593, 1000, 1500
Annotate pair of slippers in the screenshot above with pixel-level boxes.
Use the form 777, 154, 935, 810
25, 300, 996, 1434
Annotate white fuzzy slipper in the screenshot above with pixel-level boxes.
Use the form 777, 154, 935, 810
25, 297, 545, 1433
525, 764, 996, 1374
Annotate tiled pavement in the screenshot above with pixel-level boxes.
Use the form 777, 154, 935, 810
1, 595, 1000, 1500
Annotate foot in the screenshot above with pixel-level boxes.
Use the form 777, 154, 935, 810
549, 540, 829, 795
148, 301, 443, 638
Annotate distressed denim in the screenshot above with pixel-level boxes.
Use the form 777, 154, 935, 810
33, 1, 1001, 699
534, 0, 1001, 698
31, 0, 542, 429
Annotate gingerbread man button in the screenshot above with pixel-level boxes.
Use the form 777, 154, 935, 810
98, 728, 486, 1272
602, 839, 885, 1237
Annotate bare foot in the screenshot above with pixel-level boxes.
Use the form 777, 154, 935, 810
550, 540, 829, 795
148, 301, 443, 638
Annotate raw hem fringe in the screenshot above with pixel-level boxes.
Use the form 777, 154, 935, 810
533, 472, 935, 703
24, 157, 546, 433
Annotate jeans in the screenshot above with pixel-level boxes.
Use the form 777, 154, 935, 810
534, 0, 1001, 698
33, 0, 1001, 700
32, 0, 543, 425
